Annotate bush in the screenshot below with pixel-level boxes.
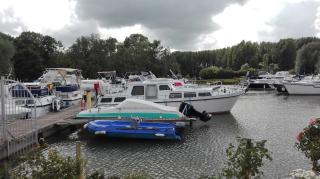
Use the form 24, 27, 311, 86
213, 137, 272, 179
296, 118, 320, 172
199, 66, 236, 79
122, 171, 152, 179
12, 149, 84, 179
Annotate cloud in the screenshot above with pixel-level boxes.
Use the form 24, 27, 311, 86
260, 0, 320, 41
1, 0, 320, 50
199, 0, 320, 49
74, 0, 246, 50
0, 7, 27, 36
49, 19, 100, 47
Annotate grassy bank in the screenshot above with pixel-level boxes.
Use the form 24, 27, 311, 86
193, 77, 243, 85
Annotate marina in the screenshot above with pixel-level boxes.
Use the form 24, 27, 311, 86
1, 4, 320, 177
1, 71, 320, 178
48, 91, 320, 178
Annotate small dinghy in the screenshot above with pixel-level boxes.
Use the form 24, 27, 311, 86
84, 119, 181, 140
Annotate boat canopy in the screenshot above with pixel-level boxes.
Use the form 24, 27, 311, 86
116, 99, 178, 112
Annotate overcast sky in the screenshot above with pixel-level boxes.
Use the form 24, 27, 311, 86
1, 0, 320, 51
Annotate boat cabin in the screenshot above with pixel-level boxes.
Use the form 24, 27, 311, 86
98, 80, 213, 106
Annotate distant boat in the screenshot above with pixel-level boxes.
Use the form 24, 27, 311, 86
38, 68, 83, 107
246, 71, 274, 89
84, 119, 181, 140
283, 75, 320, 95
4, 80, 60, 118
0, 103, 32, 119
273, 74, 303, 93
10, 83, 62, 112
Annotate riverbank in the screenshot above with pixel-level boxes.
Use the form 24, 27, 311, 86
193, 77, 243, 85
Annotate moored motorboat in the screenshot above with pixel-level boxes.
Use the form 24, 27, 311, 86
38, 68, 83, 107
77, 98, 184, 119
283, 75, 320, 95
84, 119, 181, 140
11, 83, 62, 110
273, 74, 303, 94
246, 71, 274, 89
0, 103, 32, 119
97, 79, 245, 114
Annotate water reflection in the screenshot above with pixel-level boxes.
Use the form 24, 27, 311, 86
49, 92, 320, 178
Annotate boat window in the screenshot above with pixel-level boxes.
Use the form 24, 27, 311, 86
131, 86, 144, 95
159, 85, 170, 91
169, 93, 182, 98
146, 85, 157, 99
198, 92, 211, 97
100, 97, 112, 103
184, 92, 196, 98
114, 97, 126, 102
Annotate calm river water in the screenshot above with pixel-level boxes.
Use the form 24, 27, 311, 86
49, 91, 320, 178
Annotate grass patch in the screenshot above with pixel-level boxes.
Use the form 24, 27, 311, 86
195, 78, 243, 85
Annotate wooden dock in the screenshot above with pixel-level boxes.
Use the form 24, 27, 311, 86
0, 104, 82, 159
0, 104, 199, 159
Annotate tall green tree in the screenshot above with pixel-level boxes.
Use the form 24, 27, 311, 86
115, 34, 168, 76
295, 42, 320, 74
0, 36, 15, 76
67, 34, 117, 78
277, 39, 296, 70
12, 32, 62, 81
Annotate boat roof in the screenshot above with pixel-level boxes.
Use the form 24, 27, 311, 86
117, 99, 178, 112
129, 79, 172, 86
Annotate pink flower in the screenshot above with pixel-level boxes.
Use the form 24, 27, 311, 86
309, 118, 317, 126
296, 131, 303, 142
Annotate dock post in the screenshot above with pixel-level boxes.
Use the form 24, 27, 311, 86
86, 91, 92, 109
76, 142, 84, 179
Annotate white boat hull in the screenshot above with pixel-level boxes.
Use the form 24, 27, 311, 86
97, 81, 245, 114
284, 83, 320, 95
154, 94, 240, 114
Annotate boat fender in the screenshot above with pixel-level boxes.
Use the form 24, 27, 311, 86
155, 133, 165, 137
80, 99, 86, 111
95, 131, 106, 135
83, 123, 88, 129
175, 122, 186, 127
52, 98, 61, 112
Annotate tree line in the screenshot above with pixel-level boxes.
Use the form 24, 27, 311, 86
0, 31, 320, 81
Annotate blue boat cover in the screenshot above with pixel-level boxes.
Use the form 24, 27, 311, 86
11, 84, 49, 97
86, 120, 181, 140
55, 85, 79, 92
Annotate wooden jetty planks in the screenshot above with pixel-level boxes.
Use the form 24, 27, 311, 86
0, 105, 80, 145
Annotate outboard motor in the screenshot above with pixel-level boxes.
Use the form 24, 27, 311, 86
179, 102, 212, 122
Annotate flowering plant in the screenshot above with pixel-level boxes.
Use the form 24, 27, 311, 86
289, 169, 320, 179
296, 118, 320, 172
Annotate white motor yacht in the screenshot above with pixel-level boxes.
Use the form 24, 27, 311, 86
97, 79, 245, 114
247, 71, 274, 89
38, 68, 83, 106
283, 75, 320, 95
